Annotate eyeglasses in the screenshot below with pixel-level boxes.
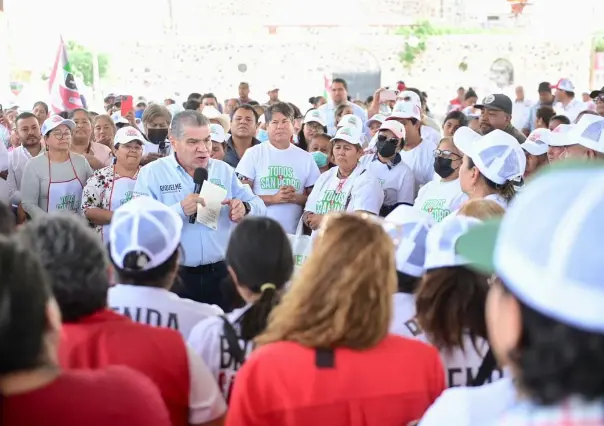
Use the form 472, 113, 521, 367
595, 95, 604, 103
433, 149, 461, 159
50, 131, 72, 140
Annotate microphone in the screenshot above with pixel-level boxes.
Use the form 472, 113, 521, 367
189, 167, 208, 224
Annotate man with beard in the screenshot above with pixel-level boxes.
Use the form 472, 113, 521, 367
475, 94, 526, 144
69, 109, 112, 170
224, 105, 261, 168
8, 113, 43, 213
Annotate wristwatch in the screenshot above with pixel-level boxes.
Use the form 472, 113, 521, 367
243, 201, 251, 215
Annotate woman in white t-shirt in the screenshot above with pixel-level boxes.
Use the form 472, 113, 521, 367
187, 216, 293, 402
302, 126, 384, 231
454, 127, 526, 210
359, 120, 415, 216
392, 214, 504, 388
235, 103, 321, 235
414, 136, 467, 222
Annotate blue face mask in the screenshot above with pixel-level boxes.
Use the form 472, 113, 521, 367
292, 134, 299, 144
312, 151, 329, 168
256, 129, 269, 142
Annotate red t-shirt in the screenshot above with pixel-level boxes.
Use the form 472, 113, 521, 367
226, 334, 445, 426
59, 309, 190, 426
2, 366, 171, 426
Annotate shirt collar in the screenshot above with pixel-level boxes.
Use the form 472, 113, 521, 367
372, 152, 401, 170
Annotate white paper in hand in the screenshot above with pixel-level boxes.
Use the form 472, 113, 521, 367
196, 181, 228, 230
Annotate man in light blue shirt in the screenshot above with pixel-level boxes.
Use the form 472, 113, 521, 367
133, 110, 266, 310
319, 78, 368, 135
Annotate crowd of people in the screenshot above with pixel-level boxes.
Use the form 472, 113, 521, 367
0, 76, 603, 426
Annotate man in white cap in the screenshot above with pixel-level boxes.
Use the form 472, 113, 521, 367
133, 110, 266, 309
551, 78, 585, 123
264, 86, 280, 107
561, 114, 604, 161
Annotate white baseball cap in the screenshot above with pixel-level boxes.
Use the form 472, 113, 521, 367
111, 112, 129, 125
523, 129, 552, 156
331, 126, 362, 146
454, 127, 526, 184
202, 106, 230, 132
551, 78, 576, 93
337, 114, 363, 132
379, 120, 406, 139
458, 163, 604, 333
568, 114, 604, 154
367, 114, 386, 127
210, 123, 226, 143
397, 90, 421, 108
304, 109, 326, 127
41, 115, 75, 136
548, 124, 575, 147
110, 196, 183, 272
385, 205, 435, 277
114, 126, 145, 147
424, 214, 483, 271
387, 101, 422, 121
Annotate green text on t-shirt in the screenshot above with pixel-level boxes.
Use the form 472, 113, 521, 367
56, 195, 77, 211
259, 166, 301, 191
421, 198, 451, 222
316, 189, 347, 214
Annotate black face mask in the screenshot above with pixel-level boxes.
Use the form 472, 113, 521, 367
434, 157, 457, 178
376, 135, 399, 158
147, 128, 169, 144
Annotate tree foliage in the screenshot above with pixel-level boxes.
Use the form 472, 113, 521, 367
65, 40, 110, 86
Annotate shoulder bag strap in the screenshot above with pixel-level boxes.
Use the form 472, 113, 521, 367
220, 316, 246, 365
471, 348, 497, 387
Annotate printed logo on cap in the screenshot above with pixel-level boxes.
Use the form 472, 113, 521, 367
582, 120, 604, 143
339, 127, 353, 137
394, 102, 406, 112
347, 116, 358, 125
310, 110, 321, 118
126, 128, 139, 137
52, 115, 63, 123
483, 95, 495, 104
552, 126, 564, 133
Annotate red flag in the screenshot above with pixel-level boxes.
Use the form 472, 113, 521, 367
323, 74, 331, 99
48, 38, 83, 114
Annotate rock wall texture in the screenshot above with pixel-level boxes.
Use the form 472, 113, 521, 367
112, 33, 593, 112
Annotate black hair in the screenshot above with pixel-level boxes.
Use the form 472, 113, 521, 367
536, 106, 556, 127
0, 202, 15, 236
69, 108, 91, 122
397, 271, 421, 294
226, 217, 293, 341
187, 92, 202, 101
57, 111, 69, 119
503, 283, 604, 405
202, 93, 217, 102
15, 112, 38, 127
332, 78, 348, 91
444, 110, 468, 127
232, 104, 259, 123
264, 102, 294, 123
308, 96, 317, 105
0, 236, 53, 375
288, 103, 303, 120
564, 91, 575, 98
112, 248, 180, 289
32, 101, 49, 114
297, 109, 328, 152
366, 95, 374, 105
550, 115, 571, 126
17, 215, 109, 322
465, 89, 478, 100
405, 87, 426, 106
184, 100, 201, 111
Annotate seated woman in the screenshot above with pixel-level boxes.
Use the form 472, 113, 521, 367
81, 126, 143, 242
21, 116, 93, 219
188, 216, 293, 402
302, 127, 384, 232
227, 213, 446, 426
0, 237, 171, 426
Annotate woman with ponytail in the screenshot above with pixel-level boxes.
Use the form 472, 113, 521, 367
188, 216, 293, 402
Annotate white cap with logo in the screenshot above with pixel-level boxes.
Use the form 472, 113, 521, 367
331, 126, 362, 146
114, 126, 145, 147
523, 129, 552, 156
454, 127, 526, 184
111, 112, 129, 125
337, 114, 363, 132
110, 196, 183, 272
304, 109, 326, 127
41, 115, 75, 136
568, 114, 604, 154
379, 120, 406, 140
387, 101, 422, 121
210, 123, 226, 143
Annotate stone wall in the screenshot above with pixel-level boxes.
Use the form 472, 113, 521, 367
111, 33, 592, 113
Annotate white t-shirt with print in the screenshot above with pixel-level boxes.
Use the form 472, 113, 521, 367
304, 165, 384, 216
108, 284, 223, 339
187, 305, 254, 401
414, 178, 468, 222
390, 292, 504, 388
419, 377, 516, 426
400, 139, 438, 196
421, 125, 441, 147
360, 154, 415, 206
236, 142, 320, 234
